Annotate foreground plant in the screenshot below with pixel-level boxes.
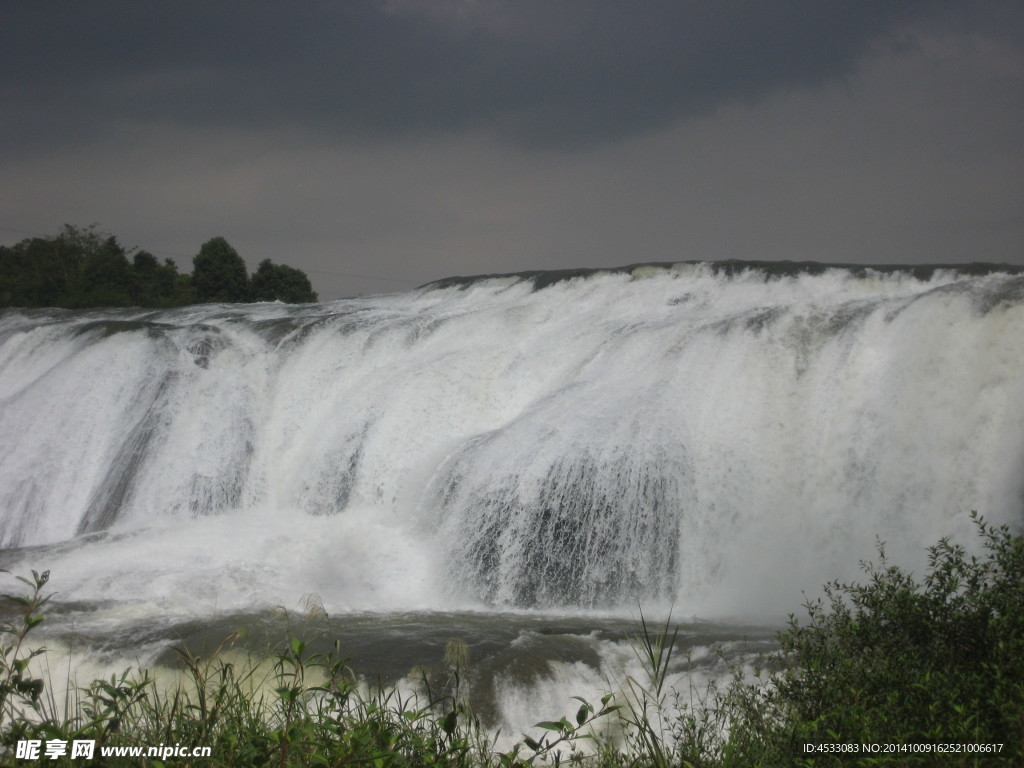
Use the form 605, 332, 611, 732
0, 570, 51, 736
720, 511, 1024, 766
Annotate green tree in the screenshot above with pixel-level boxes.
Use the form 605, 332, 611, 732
130, 250, 160, 304
1, 227, 319, 308
250, 258, 318, 303
0, 243, 28, 307
0, 224, 105, 307
76, 235, 133, 306
192, 236, 249, 303
159, 258, 190, 305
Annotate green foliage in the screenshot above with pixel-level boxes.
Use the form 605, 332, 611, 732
251, 259, 318, 303
0, 569, 51, 723
0, 225, 100, 307
719, 512, 1024, 766
77, 236, 134, 307
130, 251, 189, 306
621, 610, 680, 768
504, 693, 619, 767
1, 225, 318, 308
192, 236, 250, 303
0, 225, 189, 309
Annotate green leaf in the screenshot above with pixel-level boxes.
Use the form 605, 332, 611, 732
534, 720, 564, 732
442, 709, 458, 735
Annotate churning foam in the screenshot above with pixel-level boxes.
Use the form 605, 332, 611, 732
0, 264, 1022, 620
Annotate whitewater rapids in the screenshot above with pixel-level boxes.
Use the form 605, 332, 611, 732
0, 262, 1021, 621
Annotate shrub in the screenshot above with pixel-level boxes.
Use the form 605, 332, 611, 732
722, 511, 1024, 766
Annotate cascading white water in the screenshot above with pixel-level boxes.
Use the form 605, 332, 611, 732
0, 263, 1022, 620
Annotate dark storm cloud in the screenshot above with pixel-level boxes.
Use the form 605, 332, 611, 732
3, 1, 1021, 298
0, 0, 977, 152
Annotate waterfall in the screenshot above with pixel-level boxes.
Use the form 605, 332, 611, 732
1, 263, 1021, 617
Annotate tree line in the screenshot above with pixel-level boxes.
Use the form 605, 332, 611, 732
0, 224, 318, 308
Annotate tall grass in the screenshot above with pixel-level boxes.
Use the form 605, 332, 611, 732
1, 512, 1021, 766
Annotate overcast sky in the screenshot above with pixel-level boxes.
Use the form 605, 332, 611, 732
2, 1, 1022, 299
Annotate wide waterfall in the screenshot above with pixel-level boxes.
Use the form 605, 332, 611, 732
1, 262, 1023, 622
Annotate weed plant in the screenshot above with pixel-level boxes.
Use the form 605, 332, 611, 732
0, 512, 1020, 767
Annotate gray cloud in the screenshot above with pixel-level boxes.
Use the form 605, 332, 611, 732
2, 1, 966, 152
2, 2, 1022, 299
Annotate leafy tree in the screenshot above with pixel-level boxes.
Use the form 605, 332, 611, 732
0, 225, 103, 307
250, 258, 318, 303
0, 244, 27, 307
76, 235, 133, 306
1, 226, 319, 308
170, 264, 198, 306
130, 252, 189, 306
192, 236, 249, 303
130, 250, 160, 305
160, 258, 193, 305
